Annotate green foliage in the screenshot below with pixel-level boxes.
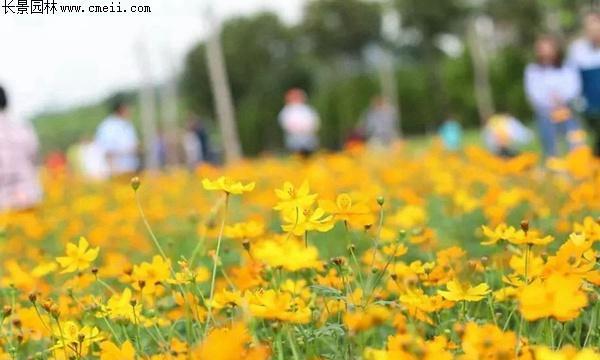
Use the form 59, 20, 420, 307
32, 0, 597, 157
395, 0, 465, 38
490, 47, 531, 119
486, 0, 543, 47
301, 0, 382, 58
33, 104, 107, 155
182, 13, 313, 155
313, 72, 379, 149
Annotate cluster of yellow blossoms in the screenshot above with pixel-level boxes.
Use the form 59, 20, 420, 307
0, 144, 599, 359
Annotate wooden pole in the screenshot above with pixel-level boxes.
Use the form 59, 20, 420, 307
380, 1, 402, 137
136, 41, 159, 170
467, 17, 495, 125
204, 8, 242, 163
160, 50, 180, 166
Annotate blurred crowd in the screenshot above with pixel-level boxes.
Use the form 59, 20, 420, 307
2, 11, 600, 213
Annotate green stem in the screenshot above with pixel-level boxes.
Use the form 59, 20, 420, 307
276, 331, 284, 360
135, 189, 194, 344
487, 295, 497, 326
204, 193, 230, 334
55, 318, 70, 360
516, 244, 531, 354
189, 196, 225, 267
135, 191, 170, 265
584, 300, 598, 347
132, 304, 145, 356
286, 326, 300, 360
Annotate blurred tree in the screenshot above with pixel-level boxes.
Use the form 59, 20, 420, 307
395, 0, 466, 125
466, 16, 495, 124
300, 0, 384, 147
182, 13, 312, 155
486, 0, 542, 47
301, 0, 382, 59
205, 15, 242, 164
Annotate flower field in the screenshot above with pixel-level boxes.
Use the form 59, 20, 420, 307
1, 145, 600, 359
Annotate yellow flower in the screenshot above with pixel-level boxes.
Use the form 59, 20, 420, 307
224, 220, 265, 240
202, 176, 255, 195
31, 261, 58, 277
543, 235, 596, 278
437, 280, 490, 302
167, 267, 210, 285
51, 321, 102, 356
461, 322, 516, 360
343, 304, 390, 333
247, 289, 312, 324
100, 340, 135, 360
382, 243, 408, 257
481, 224, 553, 246
56, 237, 99, 274
518, 274, 588, 322
493, 286, 519, 302
208, 289, 243, 310
131, 255, 171, 295
193, 322, 270, 360
273, 181, 317, 211
252, 237, 322, 271
509, 251, 544, 278
481, 224, 516, 246
280, 279, 312, 300
533, 345, 600, 360
281, 206, 333, 236
390, 205, 427, 229
573, 216, 600, 242
509, 229, 554, 246
399, 288, 452, 324
101, 288, 141, 322
319, 193, 373, 226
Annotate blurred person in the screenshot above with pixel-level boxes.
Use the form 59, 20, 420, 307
0, 85, 42, 211
278, 88, 320, 157
94, 97, 139, 177
45, 150, 67, 174
568, 11, 600, 157
526, 35, 584, 158
438, 115, 463, 151
192, 116, 214, 164
362, 96, 399, 148
483, 113, 533, 158
154, 127, 168, 169
67, 139, 85, 175
182, 115, 214, 169
183, 120, 202, 170
343, 127, 367, 151
69, 137, 109, 181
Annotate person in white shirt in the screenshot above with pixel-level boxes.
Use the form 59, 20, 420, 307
525, 35, 584, 158
363, 96, 399, 148
278, 88, 320, 157
80, 138, 109, 180
94, 98, 139, 176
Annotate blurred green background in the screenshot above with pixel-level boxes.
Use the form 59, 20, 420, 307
33, 0, 592, 156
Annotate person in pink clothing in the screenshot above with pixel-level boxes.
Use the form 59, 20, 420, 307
0, 85, 42, 212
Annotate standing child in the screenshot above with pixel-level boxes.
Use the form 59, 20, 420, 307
278, 88, 320, 157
